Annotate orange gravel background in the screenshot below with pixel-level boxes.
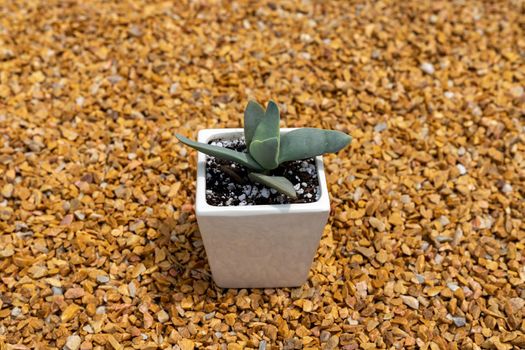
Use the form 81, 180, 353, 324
0, 1, 524, 349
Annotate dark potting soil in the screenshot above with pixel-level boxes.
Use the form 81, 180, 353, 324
206, 137, 320, 206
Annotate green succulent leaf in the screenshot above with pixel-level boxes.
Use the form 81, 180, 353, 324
249, 138, 279, 170
176, 134, 264, 171
243, 100, 265, 148
248, 173, 297, 199
249, 100, 281, 169
278, 128, 352, 163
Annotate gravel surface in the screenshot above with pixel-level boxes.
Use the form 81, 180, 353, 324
0, 0, 524, 349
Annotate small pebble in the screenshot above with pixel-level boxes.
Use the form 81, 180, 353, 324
75, 96, 85, 107
510, 85, 523, 98
400, 194, 411, 204
64, 287, 85, 299
501, 183, 512, 193
169, 83, 179, 94
353, 187, 364, 202
73, 211, 85, 220
96, 275, 110, 284
452, 227, 464, 245
128, 25, 142, 37
447, 314, 467, 327
347, 317, 359, 325
471, 104, 482, 116
260, 188, 270, 198
438, 215, 450, 226
401, 295, 419, 309
157, 310, 170, 323
128, 282, 136, 298
509, 298, 525, 311
436, 235, 452, 243
300, 33, 312, 43
355, 281, 368, 298
64, 334, 81, 350
415, 274, 425, 284
447, 282, 460, 292
11, 307, 21, 317
107, 75, 123, 84
320, 330, 331, 342
420, 62, 435, 74
444, 91, 454, 99
374, 122, 387, 132
456, 164, 467, 175
369, 217, 385, 232
299, 52, 311, 60
1, 184, 14, 198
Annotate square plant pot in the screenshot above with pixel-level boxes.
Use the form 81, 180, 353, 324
195, 128, 330, 288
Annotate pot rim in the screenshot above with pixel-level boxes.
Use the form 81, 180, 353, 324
195, 128, 331, 216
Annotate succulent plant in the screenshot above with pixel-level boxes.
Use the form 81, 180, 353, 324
176, 100, 351, 198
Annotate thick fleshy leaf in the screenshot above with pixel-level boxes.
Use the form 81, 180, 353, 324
248, 173, 297, 199
253, 100, 280, 141
278, 128, 352, 163
249, 138, 279, 170
249, 100, 281, 169
243, 100, 265, 148
176, 134, 264, 171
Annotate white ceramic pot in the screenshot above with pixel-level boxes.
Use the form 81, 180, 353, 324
195, 128, 330, 288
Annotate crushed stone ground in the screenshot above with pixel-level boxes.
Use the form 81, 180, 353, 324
0, 0, 524, 349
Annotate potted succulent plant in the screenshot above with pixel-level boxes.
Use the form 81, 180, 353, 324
176, 100, 351, 288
